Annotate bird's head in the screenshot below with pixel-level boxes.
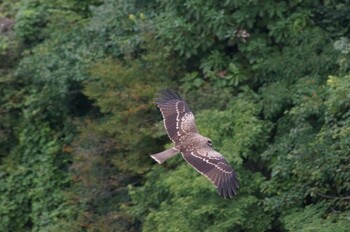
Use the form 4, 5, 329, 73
199, 135, 212, 147
207, 139, 212, 147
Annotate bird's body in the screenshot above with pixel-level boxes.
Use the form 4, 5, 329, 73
150, 89, 239, 198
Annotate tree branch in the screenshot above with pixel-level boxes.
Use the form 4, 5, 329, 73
316, 191, 350, 200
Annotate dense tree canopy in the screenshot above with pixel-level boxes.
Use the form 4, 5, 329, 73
1, 0, 350, 231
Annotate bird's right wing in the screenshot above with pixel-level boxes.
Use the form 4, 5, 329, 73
156, 89, 198, 144
182, 148, 239, 198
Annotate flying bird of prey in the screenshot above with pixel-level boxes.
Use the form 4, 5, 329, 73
150, 89, 239, 198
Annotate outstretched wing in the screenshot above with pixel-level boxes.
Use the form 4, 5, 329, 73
156, 89, 198, 144
182, 148, 239, 198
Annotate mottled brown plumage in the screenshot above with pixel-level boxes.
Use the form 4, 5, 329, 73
150, 89, 239, 198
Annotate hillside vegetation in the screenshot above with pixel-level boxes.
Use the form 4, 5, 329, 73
1, 0, 350, 231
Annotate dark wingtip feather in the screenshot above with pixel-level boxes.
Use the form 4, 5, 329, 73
155, 89, 183, 105
226, 175, 234, 198
218, 173, 239, 199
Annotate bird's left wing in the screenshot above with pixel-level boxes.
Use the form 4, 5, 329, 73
155, 89, 198, 144
182, 148, 239, 198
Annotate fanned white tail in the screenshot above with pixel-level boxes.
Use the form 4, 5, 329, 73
150, 147, 179, 164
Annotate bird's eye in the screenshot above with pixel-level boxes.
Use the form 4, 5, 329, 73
207, 140, 212, 147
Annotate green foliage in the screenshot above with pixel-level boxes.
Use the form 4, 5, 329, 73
45, 0, 176, 230
15, 0, 101, 43
0, 18, 18, 67
282, 205, 350, 232
81, 1, 178, 176
65, 121, 137, 232
15, 0, 48, 42
84, 59, 162, 174
0, 121, 73, 231
1, 0, 350, 231
1, 0, 93, 230
130, 164, 272, 232
0, 0, 20, 17
130, 96, 273, 231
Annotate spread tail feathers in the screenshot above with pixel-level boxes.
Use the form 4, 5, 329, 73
150, 147, 179, 164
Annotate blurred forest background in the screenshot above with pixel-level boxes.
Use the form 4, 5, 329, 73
1, 0, 350, 231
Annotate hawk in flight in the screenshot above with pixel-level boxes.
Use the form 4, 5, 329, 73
150, 89, 239, 198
